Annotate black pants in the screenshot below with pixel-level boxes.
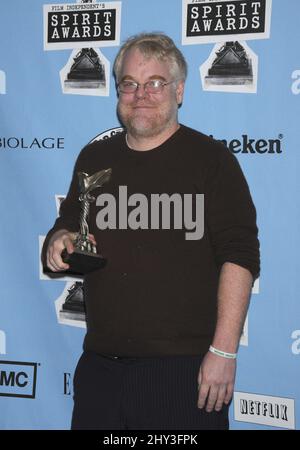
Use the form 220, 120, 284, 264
71, 351, 229, 430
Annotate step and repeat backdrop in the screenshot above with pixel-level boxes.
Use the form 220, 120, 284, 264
0, 0, 299, 430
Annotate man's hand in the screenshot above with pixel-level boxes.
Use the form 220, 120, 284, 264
46, 229, 97, 272
46, 229, 76, 272
197, 351, 236, 412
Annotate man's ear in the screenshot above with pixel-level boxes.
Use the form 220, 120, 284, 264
176, 80, 185, 106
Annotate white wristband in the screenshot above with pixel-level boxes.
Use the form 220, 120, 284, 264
209, 345, 237, 359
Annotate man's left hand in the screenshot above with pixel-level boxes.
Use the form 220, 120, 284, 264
197, 351, 236, 412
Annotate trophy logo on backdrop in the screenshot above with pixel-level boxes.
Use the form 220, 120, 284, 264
60, 281, 86, 321
200, 40, 257, 93
182, 0, 272, 93
43, 0, 122, 96
60, 47, 109, 96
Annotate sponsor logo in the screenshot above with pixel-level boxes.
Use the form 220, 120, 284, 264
210, 134, 283, 154
89, 126, 124, 143
182, 0, 272, 45
0, 137, 64, 150
0, 330, 6, 355
63, 372, 72, 395
291, 70, 300, 95
291, 330, 300, 355
234, 392, 295, 429
44, 1, 122, 50
0, 360, 38, 398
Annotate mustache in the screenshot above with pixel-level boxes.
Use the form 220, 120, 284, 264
132, 102, 156, 108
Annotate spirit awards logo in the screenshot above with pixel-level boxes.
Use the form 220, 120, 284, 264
182, 0, 272, 93
0, 70, 6, 94
182, 0, 272, 44
43, 0, 122, 96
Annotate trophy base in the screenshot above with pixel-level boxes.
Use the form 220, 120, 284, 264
64, 80, 105, 89
205, 75, 253, 86
59, 310, 86, 321
61, 248, 107, 275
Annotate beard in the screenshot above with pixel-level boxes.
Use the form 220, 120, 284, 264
117, 99, 178, 139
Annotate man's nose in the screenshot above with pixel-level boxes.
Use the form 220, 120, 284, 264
134, 84, 148, 99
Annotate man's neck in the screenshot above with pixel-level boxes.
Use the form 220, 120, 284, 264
126, 122, 180, 151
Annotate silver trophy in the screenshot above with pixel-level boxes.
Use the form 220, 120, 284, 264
62, 168, 112, 275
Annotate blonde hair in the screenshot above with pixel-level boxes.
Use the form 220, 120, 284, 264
113, 32, 188, 83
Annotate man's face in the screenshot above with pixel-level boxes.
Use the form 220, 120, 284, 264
117, 48, 184, 139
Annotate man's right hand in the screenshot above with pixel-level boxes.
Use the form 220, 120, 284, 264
46, 229, 77, 272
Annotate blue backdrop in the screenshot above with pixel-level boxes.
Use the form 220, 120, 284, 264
0, 0, 299, 430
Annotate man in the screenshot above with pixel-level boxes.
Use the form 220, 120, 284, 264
42, 33, 260, 430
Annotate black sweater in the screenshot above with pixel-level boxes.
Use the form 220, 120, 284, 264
42, 125, 260, 357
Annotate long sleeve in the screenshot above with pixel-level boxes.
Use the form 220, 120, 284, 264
205, 148, 260, 281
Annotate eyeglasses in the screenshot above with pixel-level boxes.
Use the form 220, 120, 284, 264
117, 79, 177, 94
